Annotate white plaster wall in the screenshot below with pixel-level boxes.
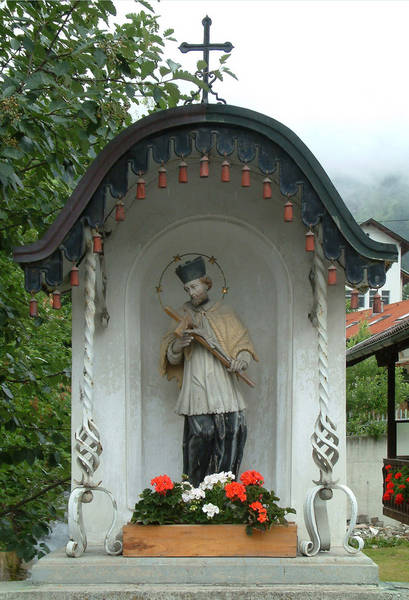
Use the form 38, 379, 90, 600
360, 225, 401, 306
71, 153, 347, 546
346, 436, 398, 525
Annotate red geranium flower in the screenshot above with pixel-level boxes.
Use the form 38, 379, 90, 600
151, 474, 174, 495
395, 493, 404, 505
395, 472, 402, 479
406, 477, 409, 483
249, 501, 268, 523
385, 473, 392, 482
385, 464, 392, 470
383, 492, 392, 502
386, 482, 394, 490
399, 484, 406, 489
225, 482, 247, 502
240, 470, 264, 486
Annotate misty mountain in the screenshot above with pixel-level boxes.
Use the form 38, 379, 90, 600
333, 172, 409, 271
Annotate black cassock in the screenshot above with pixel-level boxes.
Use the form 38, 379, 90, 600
182, 410, 247, 487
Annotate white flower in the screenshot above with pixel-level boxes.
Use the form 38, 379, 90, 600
202, 503, 220, 519
181, 487, 205, 502
199, 471, 235, 490
191, 487, 205, 499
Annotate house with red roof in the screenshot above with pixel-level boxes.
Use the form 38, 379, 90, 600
346, 298, 409, 341
346, 219, 409, 309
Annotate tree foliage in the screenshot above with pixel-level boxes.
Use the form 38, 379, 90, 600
0, 0, 229, 564
346, 322, 409, 438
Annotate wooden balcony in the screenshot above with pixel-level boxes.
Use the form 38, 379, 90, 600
347, 319, 409, 525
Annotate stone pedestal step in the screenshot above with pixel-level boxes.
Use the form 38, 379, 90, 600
0, 582, 407, 599
30, 546, 379, 586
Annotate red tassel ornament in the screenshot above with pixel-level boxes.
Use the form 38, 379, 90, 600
221, 159, 230, 182
158, 164, 167, 188
179, 160, 188, 183
115, 200, 125, 222
284, 200, 293, 222
350, 289, 359, 310
70, 265, 79, 287
93, 232, 103, 254
241, 164, 250, 187
29, 295, 38, 318
327, 265, 337, 285
263, 177, 272, 199
136, 176, 146, 199
200, 155, 209, 178
305, 230, 315, 252
373, 292, 382, 314
52, 290, 61, 310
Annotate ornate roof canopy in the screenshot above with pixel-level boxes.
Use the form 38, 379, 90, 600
14, 103, 398, 292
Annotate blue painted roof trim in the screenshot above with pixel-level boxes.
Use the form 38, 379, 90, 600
14, 104, 397, 292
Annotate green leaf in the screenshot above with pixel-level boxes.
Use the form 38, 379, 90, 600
22, 36, 34, 52
223, 67, 238, 81
51, 61, 70, 77
93, 49, 106, 67
10, 38, 21, 51
103, 1, 117, 16
0, 162, 16, 186
125, 83, 135, 98
153, 86, 162, 104
1, 147, 22, 159
137, 0, 154, 12
80, 101, 98, 123
166, 58, 180, 73
141, 60, 156, 78
163, 29, 174, 37
196, 60, 207, 71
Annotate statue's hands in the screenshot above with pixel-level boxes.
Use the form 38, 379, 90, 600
228, 357, 249, 373
172, 332, 194, 354
185, 327, 207, 339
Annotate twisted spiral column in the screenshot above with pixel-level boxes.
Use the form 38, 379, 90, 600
74, 233, 102, 486
311, 235, 339, 484
300, 228, 362, 556
66, 228, 122, 557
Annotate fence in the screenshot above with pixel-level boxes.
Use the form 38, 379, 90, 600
347, 409, 409, 422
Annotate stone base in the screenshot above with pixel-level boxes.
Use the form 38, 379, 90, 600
0, 582, 408, 599
28, 546, 379, 586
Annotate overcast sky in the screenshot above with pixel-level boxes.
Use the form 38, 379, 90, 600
114, 0, 409, 184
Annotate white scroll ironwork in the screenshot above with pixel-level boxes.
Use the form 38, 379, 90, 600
300, 229, 363, 556
66, 228, 122, 558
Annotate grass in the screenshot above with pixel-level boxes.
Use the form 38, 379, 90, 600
363, 538, 409, 582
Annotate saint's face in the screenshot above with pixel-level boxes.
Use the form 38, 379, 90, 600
184, 278, 208, 306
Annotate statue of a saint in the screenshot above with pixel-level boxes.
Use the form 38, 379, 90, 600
160, 257, 257, 486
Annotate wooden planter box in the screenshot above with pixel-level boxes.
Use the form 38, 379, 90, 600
123, 523, 297, 557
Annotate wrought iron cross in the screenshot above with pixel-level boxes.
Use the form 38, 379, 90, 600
179, 16, 233, 103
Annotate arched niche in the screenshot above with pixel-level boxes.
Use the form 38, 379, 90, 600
124, 215, 293, 509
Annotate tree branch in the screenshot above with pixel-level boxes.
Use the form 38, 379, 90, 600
0, 207, 62, 232
5, 370, 70, 384
0, 477, 70, 517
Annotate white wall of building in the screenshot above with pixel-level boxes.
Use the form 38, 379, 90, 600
359, 224, 401, 308
346, 435, 398, 525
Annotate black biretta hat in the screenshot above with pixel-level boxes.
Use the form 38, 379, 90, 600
175, 256, 206, 284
